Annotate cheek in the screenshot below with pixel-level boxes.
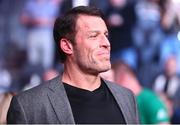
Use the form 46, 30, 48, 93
89, 47, 99, 59
74, 41, 98, 62
75, 46, 91, 61
80, 43, 96, 55
85, 49, 95, 62
78, 49, 98, 66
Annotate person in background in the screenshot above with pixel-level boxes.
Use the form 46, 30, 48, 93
112, 60, 170, 124
60, 0, 109, 15
154, 55, 180, 123
133, 0, 163, 65
105, 0, 137, 69
133, 0, 164, 89
21, 0, 60, 72
159, 0, 180, 74
7, 6, 139, 124
154, 55, 180, 99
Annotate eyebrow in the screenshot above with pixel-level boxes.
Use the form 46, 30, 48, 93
87, 30, 109, 34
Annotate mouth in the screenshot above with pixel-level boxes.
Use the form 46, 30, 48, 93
98, 52, 110, 57
97, 51, 110, 60
97, 50, 110, 56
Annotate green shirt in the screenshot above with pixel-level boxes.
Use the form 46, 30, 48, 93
136, 89, 170, 124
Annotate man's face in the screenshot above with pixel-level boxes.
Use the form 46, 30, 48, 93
72, 15, 111, 75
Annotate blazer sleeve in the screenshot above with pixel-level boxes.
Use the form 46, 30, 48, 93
7, 96, 28, 124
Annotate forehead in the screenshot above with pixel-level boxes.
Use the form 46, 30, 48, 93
76, 15, 107, 31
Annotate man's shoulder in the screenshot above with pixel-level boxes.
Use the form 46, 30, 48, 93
14, 76, 62, 102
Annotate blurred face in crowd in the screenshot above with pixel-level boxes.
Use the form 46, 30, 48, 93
72, 15, 111, 75
165, 56, 177, 77
110, 0, 127, 8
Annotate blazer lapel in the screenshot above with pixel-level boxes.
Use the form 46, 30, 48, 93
47, 76, 75, 124
104, 80, 132, 124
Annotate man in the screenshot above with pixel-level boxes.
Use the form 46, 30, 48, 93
7, 6, 139, 124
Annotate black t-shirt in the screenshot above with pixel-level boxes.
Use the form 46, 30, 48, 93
63, 81, 126, 124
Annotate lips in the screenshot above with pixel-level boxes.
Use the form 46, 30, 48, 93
97, 49, 110, 54
97, 51, 110, 59
98, 51, 110, 56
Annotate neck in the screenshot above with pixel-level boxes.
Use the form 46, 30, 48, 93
62, 62, 101, 91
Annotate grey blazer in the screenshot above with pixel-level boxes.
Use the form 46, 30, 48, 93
7, 76, 139, 124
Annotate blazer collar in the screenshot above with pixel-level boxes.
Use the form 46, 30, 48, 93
46, 76, 132, 124
103, 79, 131, 124
47, 76, 75, 124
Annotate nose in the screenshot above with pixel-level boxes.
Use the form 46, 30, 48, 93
100, 35, 111, 49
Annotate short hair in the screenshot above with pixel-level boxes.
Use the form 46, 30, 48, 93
53, 6, 105, 63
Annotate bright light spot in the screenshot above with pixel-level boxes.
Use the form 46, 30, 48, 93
177, 31, 180, 41
172, 0, 180, 4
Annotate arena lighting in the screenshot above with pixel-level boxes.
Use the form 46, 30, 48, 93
172, 0, 180, 4
177, 31, 180, 41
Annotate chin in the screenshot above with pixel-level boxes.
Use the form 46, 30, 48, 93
100, 64, 111, 72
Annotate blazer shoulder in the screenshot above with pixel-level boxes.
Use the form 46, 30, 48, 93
14, 76, 62, 102
7, 76, 65, 124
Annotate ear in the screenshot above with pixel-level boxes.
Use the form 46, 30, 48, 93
60, 38, 73, 54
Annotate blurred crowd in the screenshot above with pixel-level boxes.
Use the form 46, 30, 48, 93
0, 0, 180, 124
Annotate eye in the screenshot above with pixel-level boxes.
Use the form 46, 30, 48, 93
88, 33, 99, 39
89, 34, 98, 38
